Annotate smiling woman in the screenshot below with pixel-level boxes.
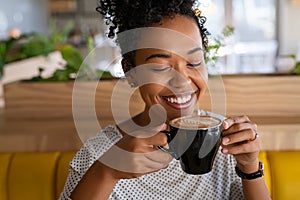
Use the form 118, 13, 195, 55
59, 0, 271, 199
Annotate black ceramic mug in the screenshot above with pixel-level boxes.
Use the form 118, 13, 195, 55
158, 111, 223, 175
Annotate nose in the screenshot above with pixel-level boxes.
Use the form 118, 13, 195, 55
168, 66, 192, 90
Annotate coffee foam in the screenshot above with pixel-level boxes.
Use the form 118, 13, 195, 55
170, 115, 221, 129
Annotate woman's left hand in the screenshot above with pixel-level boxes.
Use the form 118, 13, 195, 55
221, 115, 260, 173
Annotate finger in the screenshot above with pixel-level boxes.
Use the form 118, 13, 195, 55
249, 129, 259, 141
222, 122, 257, 136
130, 155, 169, 173
222, 128, 259, 145
146, 132, 169, 147
221, 140, 260, 155
157, 123, 168, 131
223, 115, 251, 129
141, 151, 172, 172
100, 144, 171, 174
128, 123, 168, 138
145, 150, 173, 164
119, 131, 169, 153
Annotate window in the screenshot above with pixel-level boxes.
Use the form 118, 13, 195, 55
198, 0, 278, 74
0, 0, 48, 40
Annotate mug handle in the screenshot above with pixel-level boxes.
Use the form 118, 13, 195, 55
157, 130, 180, 159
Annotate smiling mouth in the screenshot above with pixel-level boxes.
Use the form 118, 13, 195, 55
161, 90, 199, 108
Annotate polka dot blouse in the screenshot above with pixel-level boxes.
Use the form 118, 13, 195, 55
59, 125, 244, 200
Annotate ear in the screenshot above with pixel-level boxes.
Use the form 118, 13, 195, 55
121, 59, 137, 87
121, 59, 132, 74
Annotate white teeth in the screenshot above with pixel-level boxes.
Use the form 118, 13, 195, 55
178, 98, 182, 104
166, 95, 192, 104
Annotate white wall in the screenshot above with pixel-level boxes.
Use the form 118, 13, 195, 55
279, 0, 300, 55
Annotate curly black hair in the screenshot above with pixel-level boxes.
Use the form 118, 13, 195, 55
96, 0, 210, 67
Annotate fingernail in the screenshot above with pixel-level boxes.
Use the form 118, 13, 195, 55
222, 137, 230, 144
222, 148, 228, 154
223, 121, 228, 129
162, 124, 167, 129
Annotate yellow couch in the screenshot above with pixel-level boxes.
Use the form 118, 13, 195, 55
0, 151, 300, 200
0, 152, 75, 200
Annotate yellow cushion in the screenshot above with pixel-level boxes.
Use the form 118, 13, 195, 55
267, 151, 300, 200
55, 151, 76, 199
0, 153, 12, 200
258, 151, 272, 196
7, 152, 60, 200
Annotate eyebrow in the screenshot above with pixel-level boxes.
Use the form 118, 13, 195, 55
145, 47, 204, 61
187, 47, 203, 54
145, 53, 171, 61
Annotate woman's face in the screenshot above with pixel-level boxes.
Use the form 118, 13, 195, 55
127, 15, 208, 121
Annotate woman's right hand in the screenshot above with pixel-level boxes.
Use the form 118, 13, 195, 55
98, 123, 173, 180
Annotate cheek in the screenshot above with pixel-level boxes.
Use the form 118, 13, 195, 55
191, 69, 208, 99
138, 84, 164, 102
194, 68, 208, 87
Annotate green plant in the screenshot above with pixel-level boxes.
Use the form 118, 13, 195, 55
29, 42, 113, 81
294, 62, 300, 75
0, 32, 60, 79
0, 34, 32, 78
1, 17, 114, 82
30, 45, 83, 81
1, 33, 57, 63
0, 39, 12, 78
205, 25, 234, 67
49, 20, 73, 47
0, 20, 75, 80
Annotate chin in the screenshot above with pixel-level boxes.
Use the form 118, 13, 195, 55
166, 103, 197, 121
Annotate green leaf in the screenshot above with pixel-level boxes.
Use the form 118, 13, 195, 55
20, 35, 54, 58
49, 19, 73, 46
60, 45, 83, 70
222, 26, 235, 37
0, 43, 7, 75
294, 62, 300, 75
47, 69, 72, 81
205, 25, 235, 68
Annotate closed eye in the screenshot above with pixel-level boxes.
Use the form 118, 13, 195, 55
187, 61, 202, 68
152, 67, 171, 72
151, 65, 171, 72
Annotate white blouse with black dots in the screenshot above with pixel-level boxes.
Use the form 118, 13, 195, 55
59, 125, 244, 200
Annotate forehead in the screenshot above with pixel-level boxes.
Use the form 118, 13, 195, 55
135, 15, 203, 57
151, 15, 202, 44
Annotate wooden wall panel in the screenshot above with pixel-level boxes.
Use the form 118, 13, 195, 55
1, 75, 300, 151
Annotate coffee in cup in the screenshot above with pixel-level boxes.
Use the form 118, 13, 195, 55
158, 111, 223, 175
